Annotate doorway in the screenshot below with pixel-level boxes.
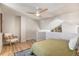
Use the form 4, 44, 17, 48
15, 16, 21, 42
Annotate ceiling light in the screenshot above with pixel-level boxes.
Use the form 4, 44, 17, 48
36, 11, 40, 16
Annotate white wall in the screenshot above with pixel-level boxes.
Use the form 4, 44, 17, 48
2, 13, 16, 34
39, 12, 79, 33
21, 16, 40, 42
14, 16, 21, 41
46, 32, 78, 40
58, 12, 79, 34
0, 33, 2, 53
62, 22, 78, 33
0, 8, 2, 13
40, 18, 63, 30
1, 4, 16, 34
0, 4, 2, 13
59, 12, 79, 24
37, 32, 78, 40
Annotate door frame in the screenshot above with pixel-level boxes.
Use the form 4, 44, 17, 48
0, 13, 2, 32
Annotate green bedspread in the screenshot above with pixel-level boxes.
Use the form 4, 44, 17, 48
32, 39, 76, 56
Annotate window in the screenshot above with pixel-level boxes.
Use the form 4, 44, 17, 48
51, 25, 62, 32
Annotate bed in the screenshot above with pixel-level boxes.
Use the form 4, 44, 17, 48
31, 39, 77, 56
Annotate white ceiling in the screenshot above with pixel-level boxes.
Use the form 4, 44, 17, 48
2, 3, 79, 20
15, 3, 65, 12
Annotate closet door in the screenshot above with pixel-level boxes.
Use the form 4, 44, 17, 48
0, 14, 2, 32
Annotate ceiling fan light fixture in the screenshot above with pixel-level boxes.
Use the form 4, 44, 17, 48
36, 11, 40, 16
36, 13, 40, 16
27, 7, 48, 17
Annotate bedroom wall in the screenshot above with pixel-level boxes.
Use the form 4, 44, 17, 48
14, 16, 21, 41
2, 13, 16, 34
21, 16, 40, 42
40, 18, 63, 30
1, 4, 17, 34
37, 32, 78, 41
0, 33, 2, 53
59, 12, 79, 33
46, 32, 78, 40
39, 12, 79, 34
62, 22, 78, 33
0, 4, 2, 13
59, 12, 79, 24
0, 8, 2, 13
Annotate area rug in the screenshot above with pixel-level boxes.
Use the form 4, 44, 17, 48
14, 48, 35, 56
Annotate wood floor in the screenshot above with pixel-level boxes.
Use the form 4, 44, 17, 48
0, 40, 34, 56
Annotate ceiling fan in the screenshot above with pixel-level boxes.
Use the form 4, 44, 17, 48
27, 7, 48, 17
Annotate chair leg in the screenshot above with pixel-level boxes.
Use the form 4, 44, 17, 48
10, 42, 11, 46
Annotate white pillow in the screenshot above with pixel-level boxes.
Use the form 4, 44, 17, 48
69, 36, 78, 50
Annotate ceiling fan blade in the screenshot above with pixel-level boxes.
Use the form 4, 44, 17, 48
40, 8, 48, 13
27, 12, 35, 14
41, 16, 53, 20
